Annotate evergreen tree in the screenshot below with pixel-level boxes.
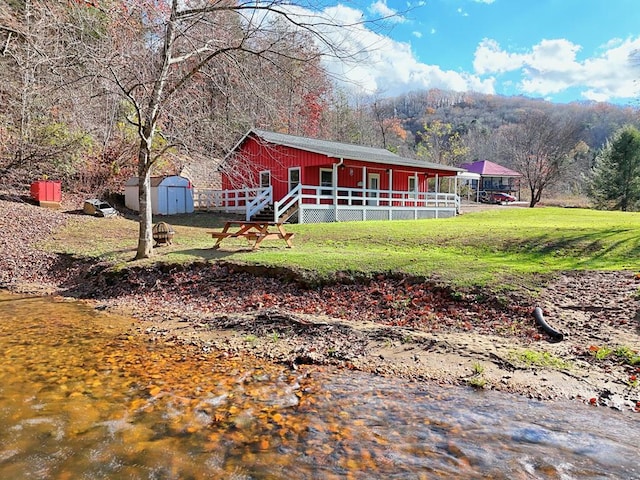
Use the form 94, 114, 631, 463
588, 125, 640, 211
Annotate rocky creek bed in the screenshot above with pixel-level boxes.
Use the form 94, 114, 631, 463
1, 197, 639, 413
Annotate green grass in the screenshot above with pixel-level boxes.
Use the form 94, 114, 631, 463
509, 349, 573, 370
472, 362, 485, 375
467, 362, 487, 389
614, 346, 640, 365
590, 345, 640, 365
592, 346, 613, 360
41, 207, 640, 288
467, 376, 487, 389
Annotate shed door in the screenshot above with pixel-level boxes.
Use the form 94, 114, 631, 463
168, 187, 185, 214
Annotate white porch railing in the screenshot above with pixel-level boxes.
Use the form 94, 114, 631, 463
193, 187, 266, 213
196, 185, 459, 223
274, 184, 302, 221
246, 186, 273, 221
275, 185, 459, 223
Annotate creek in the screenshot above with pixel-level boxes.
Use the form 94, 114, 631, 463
0, 292, 638, 479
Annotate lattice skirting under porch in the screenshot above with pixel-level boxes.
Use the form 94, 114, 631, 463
299, 207, 456, 224
301, 208, 336, 224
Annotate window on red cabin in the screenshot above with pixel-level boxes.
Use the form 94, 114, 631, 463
320, 169, 333, 196
260, 171, 271, 188
288, 168, 300, 192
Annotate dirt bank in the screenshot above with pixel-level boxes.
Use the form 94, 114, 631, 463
1, 197, 639, 413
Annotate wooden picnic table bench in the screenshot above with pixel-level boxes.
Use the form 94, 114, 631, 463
209, 221, 294, 250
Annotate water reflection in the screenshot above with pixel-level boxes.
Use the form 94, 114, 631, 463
0, 292, 637, 479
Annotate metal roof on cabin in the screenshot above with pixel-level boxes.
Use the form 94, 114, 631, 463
458, 160, 522, 177
248, 129, 463, 173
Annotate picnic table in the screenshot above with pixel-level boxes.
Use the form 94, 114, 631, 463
209, 221, 294, 250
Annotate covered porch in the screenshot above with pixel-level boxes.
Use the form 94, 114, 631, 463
273, 184, 458, 223
194, 174, 460, 224
206, 128, 463, 223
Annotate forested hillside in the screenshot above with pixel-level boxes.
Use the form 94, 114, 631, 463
1, 1, 638, 201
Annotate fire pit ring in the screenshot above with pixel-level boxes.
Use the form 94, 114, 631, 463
152, 221, 175, 246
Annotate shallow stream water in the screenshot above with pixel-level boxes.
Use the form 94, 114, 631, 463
0, 292, 638, 479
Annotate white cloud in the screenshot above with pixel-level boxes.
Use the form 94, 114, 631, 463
412, 31, 423, 38
528, 39, 582, 73
581, 90, 610, 102
472, 0, 495, 4
271, 4, 494, 97
323, 35, 495, 96
369, 0, 405, 22
473, 38, 526, 74
473, 36, 640, 101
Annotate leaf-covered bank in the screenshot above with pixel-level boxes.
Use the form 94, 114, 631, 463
1, 197, 639, 413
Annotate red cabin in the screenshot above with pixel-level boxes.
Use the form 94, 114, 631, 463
197, 130, 464, 224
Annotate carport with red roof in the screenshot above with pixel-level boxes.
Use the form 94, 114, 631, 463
458, 160, 522, 201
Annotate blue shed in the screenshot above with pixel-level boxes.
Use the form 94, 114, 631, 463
125, 175, 194, 215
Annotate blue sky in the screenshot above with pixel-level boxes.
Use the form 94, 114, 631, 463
306, 0, 640, 104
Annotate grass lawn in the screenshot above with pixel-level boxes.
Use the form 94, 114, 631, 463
43, 207, 640, 288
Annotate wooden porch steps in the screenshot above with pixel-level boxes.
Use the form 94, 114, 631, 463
250, 203, 299, 223
251, 205, 275, 222
276, 203, 299, 224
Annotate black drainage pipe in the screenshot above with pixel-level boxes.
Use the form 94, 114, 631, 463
533, 306, 564, 341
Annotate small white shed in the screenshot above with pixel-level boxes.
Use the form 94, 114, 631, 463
124, 176, 194, 215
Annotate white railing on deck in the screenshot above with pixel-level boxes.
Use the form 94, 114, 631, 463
246, 186, 273, 221
193, 187, 265, 213
288, 185, 458, 208
274, 184, 302, 221
197, 184, 459, 220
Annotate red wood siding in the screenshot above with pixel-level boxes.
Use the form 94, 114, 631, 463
223, 136, 337, 201
222, 133, 457, 202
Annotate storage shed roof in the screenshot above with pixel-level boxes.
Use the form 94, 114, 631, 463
124, 176, 190, 187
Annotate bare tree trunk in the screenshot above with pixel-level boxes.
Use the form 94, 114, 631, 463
18, 0, 33, 168
136, 140, 154, 259
133, 2, 178, 259
529, 185, 537, 208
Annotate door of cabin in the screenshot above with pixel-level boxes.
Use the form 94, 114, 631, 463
367, 173, 380, 206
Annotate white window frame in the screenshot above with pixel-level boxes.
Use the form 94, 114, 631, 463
288, 167, 300, 192
320, 168, 333, 195
259, 170, 271, 188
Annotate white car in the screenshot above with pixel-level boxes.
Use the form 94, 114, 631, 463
83, 199, 117, 217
